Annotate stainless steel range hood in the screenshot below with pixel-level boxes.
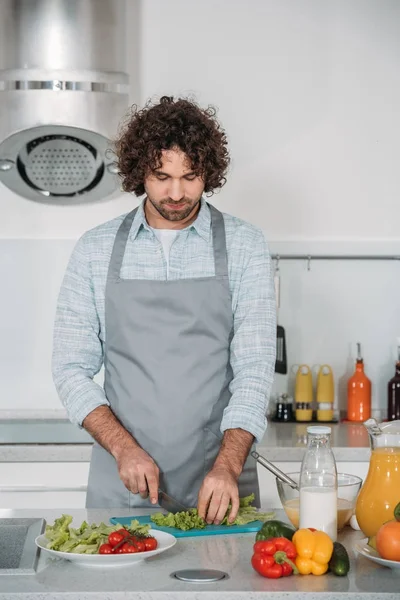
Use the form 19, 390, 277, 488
0, 0, 129, 203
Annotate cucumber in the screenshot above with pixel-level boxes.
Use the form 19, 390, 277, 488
329, 541, 350, 576
255, 519, 296, 542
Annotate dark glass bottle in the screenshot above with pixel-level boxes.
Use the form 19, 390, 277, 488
388, 360, 400, 421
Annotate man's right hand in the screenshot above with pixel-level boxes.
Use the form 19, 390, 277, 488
82, 406, 160, 504
114, 444, 160, 504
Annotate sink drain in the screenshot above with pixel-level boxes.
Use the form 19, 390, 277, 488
172, 569, 228, 583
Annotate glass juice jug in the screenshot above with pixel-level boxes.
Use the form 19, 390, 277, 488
355, 418, 400, 538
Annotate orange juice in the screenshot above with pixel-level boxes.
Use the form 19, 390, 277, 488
355, 447, 400, 538
283, 497, 353, 531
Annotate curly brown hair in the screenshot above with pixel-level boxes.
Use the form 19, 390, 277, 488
114, 96, 230, 196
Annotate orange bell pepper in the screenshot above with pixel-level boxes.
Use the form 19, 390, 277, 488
292, 528, 333, 575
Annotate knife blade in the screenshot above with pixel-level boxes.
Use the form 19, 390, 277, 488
158, 488, 189, 514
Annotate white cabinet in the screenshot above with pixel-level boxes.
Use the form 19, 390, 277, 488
0, 459, 370, 510
257, 461, 369, 509
0, 462, 90, 509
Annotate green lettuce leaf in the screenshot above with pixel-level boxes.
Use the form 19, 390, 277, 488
70, 543, 100, 554
151, 509, 206, 531
47, 531, 70, 551
239, 493, 255, 508
45, 514, 73, 541
44, 516, 150, 554
150, 494, 275, 531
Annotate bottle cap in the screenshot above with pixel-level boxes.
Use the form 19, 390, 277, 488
307, 426, 331, 435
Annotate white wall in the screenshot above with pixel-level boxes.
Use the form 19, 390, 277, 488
0, 0, 399, 414
140, 0, 400, 242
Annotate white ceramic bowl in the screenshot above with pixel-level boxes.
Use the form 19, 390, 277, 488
35, 528, 176, 569
276, 472, 363, 530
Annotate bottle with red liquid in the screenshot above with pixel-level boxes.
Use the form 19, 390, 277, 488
387, 343, 400, 421
347, 343, 371, 422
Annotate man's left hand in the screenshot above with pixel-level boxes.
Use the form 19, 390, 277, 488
197, 465, 239, 525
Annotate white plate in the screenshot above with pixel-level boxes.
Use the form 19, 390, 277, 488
354, 538, 400, 573
35, 529, 176, 569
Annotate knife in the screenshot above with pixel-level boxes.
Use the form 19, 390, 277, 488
158, 488, 190, 514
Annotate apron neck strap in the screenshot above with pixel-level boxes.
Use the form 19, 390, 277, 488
107, 203, 228, 281
208, 203, 229, 277
107, 207, 139, 282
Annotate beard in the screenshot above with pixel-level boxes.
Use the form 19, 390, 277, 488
146, 194, 202, 222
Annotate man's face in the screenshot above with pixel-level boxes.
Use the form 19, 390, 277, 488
144, 148, 205, 222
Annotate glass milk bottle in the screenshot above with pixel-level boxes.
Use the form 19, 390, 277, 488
299, 426, 338, 541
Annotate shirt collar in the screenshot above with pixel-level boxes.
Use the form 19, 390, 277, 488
129, 200, 148, 241
189, 198, 211, 242
129, 197, 211, 242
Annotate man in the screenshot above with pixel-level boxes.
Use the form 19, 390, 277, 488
52, 96, 276, 524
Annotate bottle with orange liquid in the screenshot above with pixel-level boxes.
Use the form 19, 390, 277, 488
355, 418, 400, 538
347, 342, 371, 422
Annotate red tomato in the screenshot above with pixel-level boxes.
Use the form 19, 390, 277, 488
144, 537, 158, 552
117, 528, 131, 538
129, 535, 138, 543
99, 543, 114, 554
122, 543, 138, 554
134, 540, 145, 552
108, 532, 125, 547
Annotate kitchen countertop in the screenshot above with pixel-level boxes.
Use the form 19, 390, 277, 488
0, 415, 371, 462
0, 508, 397, 600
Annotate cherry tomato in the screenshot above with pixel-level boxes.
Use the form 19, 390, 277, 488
144, 537, 158, 552
99, 543, 114, 554
121, 542, 138, 553
117, 528, 130, 538
134, 540, 145, 552
108, 532, 125, 547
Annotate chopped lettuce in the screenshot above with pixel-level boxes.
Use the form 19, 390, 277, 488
44, 517, 150, 554
45, 514, 73, 541
221, 493, 275, 526
239, 493, 256, 508
151, 509, 206, 531
151, 494, 275, 531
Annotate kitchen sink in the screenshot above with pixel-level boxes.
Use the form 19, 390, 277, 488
0, 518, 45, 574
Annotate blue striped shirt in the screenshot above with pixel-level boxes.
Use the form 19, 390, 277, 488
52, 199, 276, 442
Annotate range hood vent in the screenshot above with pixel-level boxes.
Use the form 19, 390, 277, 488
0, 0, 129, 203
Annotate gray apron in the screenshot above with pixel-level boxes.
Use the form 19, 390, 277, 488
86, 203, 260, 508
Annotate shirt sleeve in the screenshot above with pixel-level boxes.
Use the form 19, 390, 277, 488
220, 230, 277, 443
52, 235, 109, 426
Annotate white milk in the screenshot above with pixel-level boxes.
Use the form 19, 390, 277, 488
299, 486, 338, 542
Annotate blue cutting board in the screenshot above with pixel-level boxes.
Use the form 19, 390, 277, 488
109, 514, 264, 537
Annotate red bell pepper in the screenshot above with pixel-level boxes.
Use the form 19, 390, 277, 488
251, 537, 298, 579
